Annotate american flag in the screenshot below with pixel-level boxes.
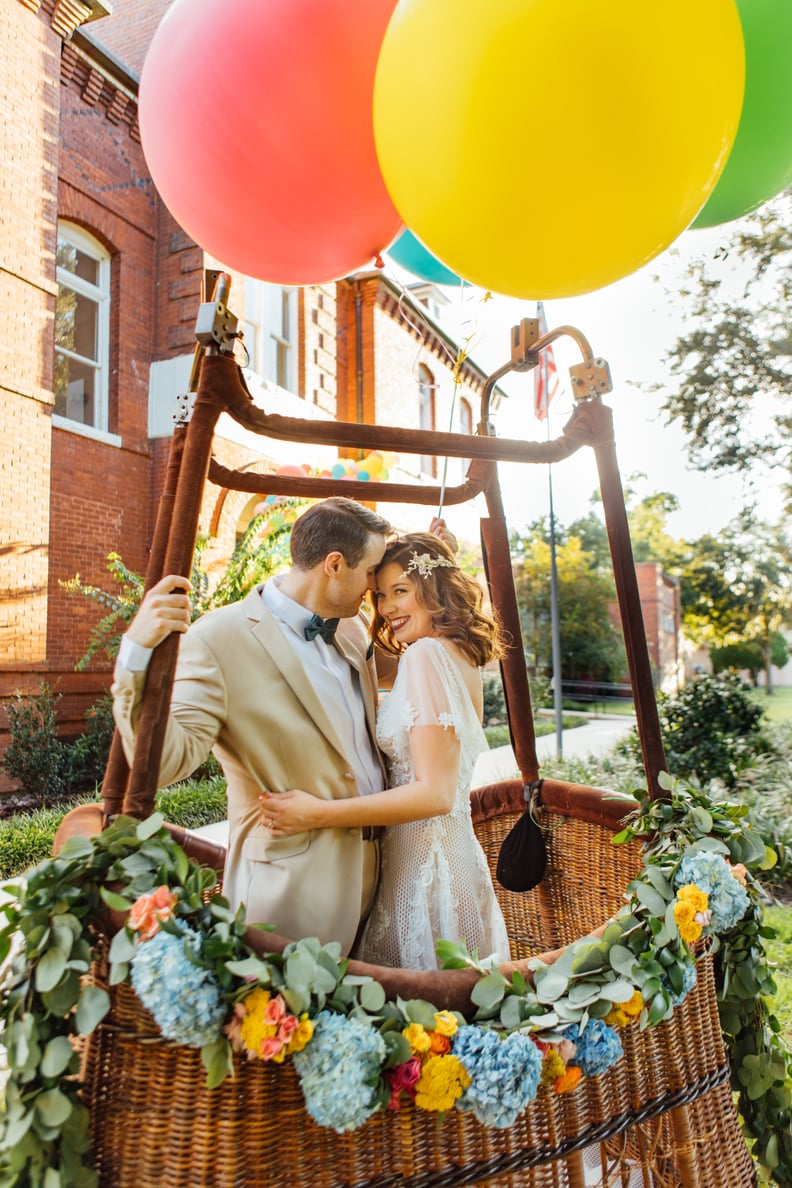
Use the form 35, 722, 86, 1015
534, 301, 560, 421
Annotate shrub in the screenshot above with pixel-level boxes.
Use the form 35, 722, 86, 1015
482, 671, 506, 724
2, 682, 68, 807
619, 672, 767, 789
64, 694, 116, 791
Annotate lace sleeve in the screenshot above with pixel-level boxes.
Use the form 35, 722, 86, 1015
397, 639, 462, 735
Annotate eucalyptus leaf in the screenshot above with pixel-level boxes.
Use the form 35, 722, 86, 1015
108, 928, 137, 965
402, 998, 442, 1029
499, 994, 527, 1030
35, 1088, 73, 1127
75, 986, 110, 1036
202, 1038, 234, 1089
41, 1036, 78, 1078
609, 945, 639, 978
634, 882, 668, 918
359, 980, 386, 1013
136, 813, 165, 840
35, 948, 67, 994
57, 836, 96, 860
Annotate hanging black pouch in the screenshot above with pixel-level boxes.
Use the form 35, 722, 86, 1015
496, 781, 547, 892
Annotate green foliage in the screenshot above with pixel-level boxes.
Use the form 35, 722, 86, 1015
660, 193, 792, 507
711, 641, 766, 683
0, 776, 228, 881
617, 777, 791, 1183
2, 682, 68, 806
482, 670, 506, 723
620, 672, 767, 788
59, 552, 143, 670
64, 695, 116, 792
512, 526, 627, 682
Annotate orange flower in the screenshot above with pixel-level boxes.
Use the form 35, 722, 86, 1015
554, 1065, 583, 1094
428, 1030, 451, 1055
128, 885, 178, 941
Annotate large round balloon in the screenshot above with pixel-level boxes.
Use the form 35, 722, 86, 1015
139, 0, 403, 285
386, 229, 463, 285
374, 0, 745, 298
693, 0, 792, 228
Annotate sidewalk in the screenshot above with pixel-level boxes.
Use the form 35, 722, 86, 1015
194, 716, 636, 846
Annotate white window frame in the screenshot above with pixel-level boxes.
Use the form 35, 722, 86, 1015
418, 363, 436, 477
244, 281, 299, 395
53, 222, 111, 435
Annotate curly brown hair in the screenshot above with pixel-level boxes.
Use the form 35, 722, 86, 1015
371, 533, 506, 668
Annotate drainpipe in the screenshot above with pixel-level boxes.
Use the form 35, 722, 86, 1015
355, 280, 364, 427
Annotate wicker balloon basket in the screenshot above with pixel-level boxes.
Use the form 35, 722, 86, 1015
79, 780, 756, 1188
65, 298, 758, 1186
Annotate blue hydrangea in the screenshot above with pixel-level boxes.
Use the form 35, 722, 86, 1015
663, 960, 697, 1007
293, 1011, 386, 1132
568, 1019, 623, 1077
452, 1026, 542, 1128
130, 923, 225, 1047
674, 851, 750, 933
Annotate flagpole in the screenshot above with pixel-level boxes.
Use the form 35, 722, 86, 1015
546, 396, 564, 759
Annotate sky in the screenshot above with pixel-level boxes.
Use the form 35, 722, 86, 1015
402, 222, 786, 545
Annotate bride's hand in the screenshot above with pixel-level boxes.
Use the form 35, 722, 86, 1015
259, 789, 324, 836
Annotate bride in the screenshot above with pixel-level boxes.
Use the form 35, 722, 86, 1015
262, 532, 510, 971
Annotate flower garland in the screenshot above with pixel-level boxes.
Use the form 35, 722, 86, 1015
1, 777, 791, 1186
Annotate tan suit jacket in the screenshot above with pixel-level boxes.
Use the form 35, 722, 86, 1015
112, 586, 384, 953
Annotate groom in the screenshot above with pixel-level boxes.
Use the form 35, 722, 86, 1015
112, 497, 394, 953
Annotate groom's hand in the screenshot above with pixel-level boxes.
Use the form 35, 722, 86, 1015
429, 516, 458, 555
126, 574, 192, 649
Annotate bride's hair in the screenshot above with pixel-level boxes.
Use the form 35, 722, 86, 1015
371, 533, 506, 668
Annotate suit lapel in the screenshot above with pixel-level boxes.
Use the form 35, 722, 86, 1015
243, 589, 351, 761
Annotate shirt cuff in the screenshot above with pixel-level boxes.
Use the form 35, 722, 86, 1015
118, 634, 153, 673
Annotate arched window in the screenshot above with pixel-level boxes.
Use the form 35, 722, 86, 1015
417, 363, 436, 477
54, 223, 111, 431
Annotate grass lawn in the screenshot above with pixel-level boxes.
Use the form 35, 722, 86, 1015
750, 686, 792, 724
765, 903, 792, 1049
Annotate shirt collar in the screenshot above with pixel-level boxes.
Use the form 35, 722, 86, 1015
260, 577, 315, 641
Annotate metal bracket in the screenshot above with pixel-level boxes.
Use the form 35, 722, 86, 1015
195, 298, 239, 353
173, 390, 197, 425
569, 356, 613, 400
510, 318, 540, 368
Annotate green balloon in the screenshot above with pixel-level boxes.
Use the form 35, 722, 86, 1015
693, 0, 792, 229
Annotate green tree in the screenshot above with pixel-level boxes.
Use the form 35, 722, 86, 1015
678, 514, 792, 691
659, 193, 792, 509
512, 526, 627, 683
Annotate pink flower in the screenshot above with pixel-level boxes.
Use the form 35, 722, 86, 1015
277, 1014, 299, 1042
263, 994, 287, 1025
555, 1039, 577, 1062
260, 1036, 286, 1061
385, 1057, 423, 1110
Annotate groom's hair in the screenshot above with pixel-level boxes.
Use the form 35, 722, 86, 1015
290, 497, 392, 570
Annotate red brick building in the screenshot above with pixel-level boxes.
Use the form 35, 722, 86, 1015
0, 0, 500, 793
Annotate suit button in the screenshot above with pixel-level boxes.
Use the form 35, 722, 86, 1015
343, 772, 355, 780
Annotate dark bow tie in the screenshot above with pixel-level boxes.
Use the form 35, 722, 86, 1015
304, 613, 340, 644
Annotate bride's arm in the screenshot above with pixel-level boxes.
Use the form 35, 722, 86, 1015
261, 724, 459, 835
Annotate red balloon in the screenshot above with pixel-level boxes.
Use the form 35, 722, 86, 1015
139, 0, 402, 285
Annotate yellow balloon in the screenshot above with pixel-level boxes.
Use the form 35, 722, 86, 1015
373, 0, 744, 298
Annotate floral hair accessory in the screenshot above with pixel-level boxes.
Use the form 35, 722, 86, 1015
405, 550, 455, 579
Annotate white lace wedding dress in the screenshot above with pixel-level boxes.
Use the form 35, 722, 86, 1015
355, 637, 511, 971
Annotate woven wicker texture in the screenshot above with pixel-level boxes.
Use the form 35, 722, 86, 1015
80, 781, 756, 1187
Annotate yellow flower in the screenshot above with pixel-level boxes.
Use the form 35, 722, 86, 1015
287, 1014, 314, 1055
676, 884, 709, 914
673, 899, 702, 944
236, 988, 280, 1054
622, 990, 643, 1017
540, 1050, 566, 1086
414, 1054, 471, 1112
432, 1011, 458, 1038
403, 1023, 432, 1054
605, 989, 643, 1027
